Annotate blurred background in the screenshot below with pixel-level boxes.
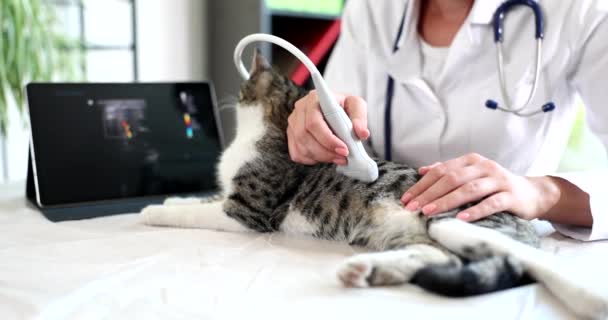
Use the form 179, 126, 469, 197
0, 0, 605, 184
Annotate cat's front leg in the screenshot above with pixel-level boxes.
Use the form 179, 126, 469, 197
140, 201, 251, 233
162, 197, 205, 206
162, 195, 223, 206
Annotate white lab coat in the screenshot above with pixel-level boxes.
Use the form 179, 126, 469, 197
324, 0, 608, 241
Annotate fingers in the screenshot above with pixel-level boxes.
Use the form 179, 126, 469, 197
305, 103, 349, 156
403, 161, 456, 209
288, 109, 343, 164
414, 167, 489, 214
343, 96, 370, 140
403, 154, 488, 207
418, 162, 441, 175
402, 154, 505, 211
286, 91, 340, 165
401, 153, 530, 222
456, 192, 512, 221
287, 124, 315, 165
402, 163, 447, 210
419, 153, 484, 175
421, 177, 502, 215
287, 90, 368, 165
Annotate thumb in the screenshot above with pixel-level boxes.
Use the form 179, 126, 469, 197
343, 96, 369, 140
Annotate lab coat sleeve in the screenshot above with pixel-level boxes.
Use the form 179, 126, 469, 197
552, 3, 608, 241
323, 1, 368, 98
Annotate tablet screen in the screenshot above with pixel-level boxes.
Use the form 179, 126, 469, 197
27, 83, 223, 206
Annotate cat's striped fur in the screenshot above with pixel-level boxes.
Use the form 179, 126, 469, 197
141, 52, 608, 319
222, 52, 538, 293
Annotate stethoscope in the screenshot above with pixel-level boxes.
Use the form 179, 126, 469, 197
384, 0, 555, 161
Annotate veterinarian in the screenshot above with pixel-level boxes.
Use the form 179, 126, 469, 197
287, 0, 608, 241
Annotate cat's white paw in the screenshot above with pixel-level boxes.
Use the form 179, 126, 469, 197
338, 253, 412, 287
338, 246, 452, 288
337, 256, 374, 288
139, 205, 168, 226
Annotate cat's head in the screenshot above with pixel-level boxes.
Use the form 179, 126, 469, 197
239, 50, 306, 131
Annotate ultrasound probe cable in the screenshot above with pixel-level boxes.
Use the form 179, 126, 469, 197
234, 33, 378, 182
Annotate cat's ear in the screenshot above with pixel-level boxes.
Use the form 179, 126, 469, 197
250, 48, 271, 75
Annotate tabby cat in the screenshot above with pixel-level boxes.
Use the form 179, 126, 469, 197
141, 51, 607, 319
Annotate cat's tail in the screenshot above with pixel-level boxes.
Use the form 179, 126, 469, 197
410, 255, 534, 296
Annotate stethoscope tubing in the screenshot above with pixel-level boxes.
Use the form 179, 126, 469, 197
488, 0, 554, 117
383, 0, 555, 161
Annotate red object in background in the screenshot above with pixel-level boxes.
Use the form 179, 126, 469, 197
290, 19, 341, 85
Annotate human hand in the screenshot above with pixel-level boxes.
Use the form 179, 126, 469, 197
287, 90, 370, 165
400, 153, 560, 221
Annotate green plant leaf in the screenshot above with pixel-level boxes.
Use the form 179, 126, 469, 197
0, 0, 83, 135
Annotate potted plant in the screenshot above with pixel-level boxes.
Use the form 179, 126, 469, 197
0, 0, 82, 181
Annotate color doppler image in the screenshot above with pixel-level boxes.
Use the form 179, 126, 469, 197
100, 99, 147, 140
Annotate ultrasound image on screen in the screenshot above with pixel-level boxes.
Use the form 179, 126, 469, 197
27, 83, 222, 206
100, 99, 147, 140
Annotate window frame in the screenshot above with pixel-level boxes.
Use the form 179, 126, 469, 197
48, 0, 139, 81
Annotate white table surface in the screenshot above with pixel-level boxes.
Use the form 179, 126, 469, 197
1, 181, 607, 320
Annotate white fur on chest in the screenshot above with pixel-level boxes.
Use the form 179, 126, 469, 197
218, 104, 266, 195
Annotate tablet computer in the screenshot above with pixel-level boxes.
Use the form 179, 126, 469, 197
26, 82, 225, 221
